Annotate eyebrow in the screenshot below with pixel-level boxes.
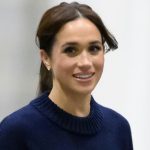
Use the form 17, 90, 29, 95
89, 40, 103, 45
62, 40, 103, 48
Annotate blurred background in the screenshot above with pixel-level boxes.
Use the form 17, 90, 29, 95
0, 0, 150, 149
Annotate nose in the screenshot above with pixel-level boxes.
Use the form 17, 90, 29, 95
77, 51, 92, 70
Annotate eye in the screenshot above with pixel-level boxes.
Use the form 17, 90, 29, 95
89, 45, 103, 54
63, 46, 78, 56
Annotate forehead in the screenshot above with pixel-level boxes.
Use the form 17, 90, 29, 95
55, 18, 102, 43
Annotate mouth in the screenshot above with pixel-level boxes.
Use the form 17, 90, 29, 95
73, 73, 95, 79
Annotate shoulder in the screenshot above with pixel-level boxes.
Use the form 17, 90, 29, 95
0, 92, 51, 135
97, 103, 133, 148
0, 96, 45, 149
0, 103, 37, 149
92, 98, 133, 149
0, 96, 44, 135
0, 104, 33, 133
96, 102, 131, 131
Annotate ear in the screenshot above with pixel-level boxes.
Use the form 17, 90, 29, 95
40, 49, 51, 71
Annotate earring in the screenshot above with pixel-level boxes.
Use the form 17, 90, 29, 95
44, 62, 50, 71
47, 66, 51, 71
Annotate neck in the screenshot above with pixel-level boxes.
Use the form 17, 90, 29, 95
49, 87, 91, 117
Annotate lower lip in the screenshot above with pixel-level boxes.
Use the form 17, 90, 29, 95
73, 74, 94, 83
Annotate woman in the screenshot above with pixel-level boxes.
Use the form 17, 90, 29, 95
0, 2, 133, 150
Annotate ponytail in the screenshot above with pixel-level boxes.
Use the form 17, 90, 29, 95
38, 62, 53, 95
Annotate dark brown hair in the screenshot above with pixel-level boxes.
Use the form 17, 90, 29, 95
36, 2, 118, 95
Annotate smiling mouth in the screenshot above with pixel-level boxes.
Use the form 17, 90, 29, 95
73, 73, 95, 79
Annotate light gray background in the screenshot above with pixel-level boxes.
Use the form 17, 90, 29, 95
0, 0, 150, 149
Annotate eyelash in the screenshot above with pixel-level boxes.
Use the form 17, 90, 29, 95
63, 47, 77, 56
88, 45, 102, 54
63, 45, 103, 56
63, 47, 76, 53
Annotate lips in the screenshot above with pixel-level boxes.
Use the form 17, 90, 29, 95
73, 72, 95, 79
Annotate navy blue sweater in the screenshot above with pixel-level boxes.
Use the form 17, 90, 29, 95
0, 91, 133, 150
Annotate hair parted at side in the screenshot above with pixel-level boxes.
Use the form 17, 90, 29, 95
36, 2, 118, 95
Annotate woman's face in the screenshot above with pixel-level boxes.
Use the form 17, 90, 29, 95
49, 18, 104, 96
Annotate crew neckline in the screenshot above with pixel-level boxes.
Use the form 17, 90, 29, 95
31, 91, 103, 135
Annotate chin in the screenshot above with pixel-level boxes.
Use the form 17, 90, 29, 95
74, 86, 95, 96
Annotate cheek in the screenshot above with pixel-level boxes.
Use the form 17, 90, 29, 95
95, 56, 104, 71
52, 58, 74, 76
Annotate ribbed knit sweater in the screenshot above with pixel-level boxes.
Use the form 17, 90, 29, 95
0, 91, 133, 150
